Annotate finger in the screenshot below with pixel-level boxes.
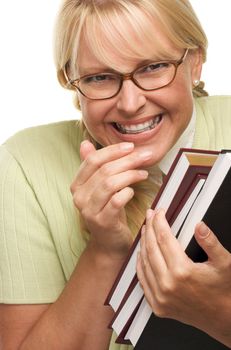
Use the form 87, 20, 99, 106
152, 209, 188, 268
75, 142, 135, 185
139, 225, 149, 270
80, 140, 96, 160
89, 187, 134, 231
137, 225, 159, 292
137, 211, 169, 297
71, 159, 148, 213
136, 251, 157, 309
75, 145, 153, 188
86, 169, 148, 214
194, 221, 231, 266
104, 186, 135, 214
143, 209, 168, 277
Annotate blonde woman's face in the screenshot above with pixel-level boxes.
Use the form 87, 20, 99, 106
77, 23, 202, 166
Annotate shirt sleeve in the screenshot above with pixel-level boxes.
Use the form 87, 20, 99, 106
0, 145, 66, 304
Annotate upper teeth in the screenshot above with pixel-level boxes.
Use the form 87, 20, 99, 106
116, 115, 162, 134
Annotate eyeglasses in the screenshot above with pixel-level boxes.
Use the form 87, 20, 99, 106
65, 49, 188, 100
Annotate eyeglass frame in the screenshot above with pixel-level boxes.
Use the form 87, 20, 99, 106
64, 48, 189, 100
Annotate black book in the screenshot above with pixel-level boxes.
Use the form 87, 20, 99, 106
135, 316, 230, 350
131, 150, 231, 349
185, 165, 231, 261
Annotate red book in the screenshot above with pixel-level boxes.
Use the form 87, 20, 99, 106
105, 148, 218, 313
112, 174, 207, 342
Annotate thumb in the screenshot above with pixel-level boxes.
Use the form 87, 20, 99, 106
194, 221, 230, 265
80, 140, 96, 161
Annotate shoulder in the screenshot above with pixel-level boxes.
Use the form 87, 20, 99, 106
1, 120, 83, 172
193, 96, 231, 150
195, 95, 231, 121
0, 120, 84, 191
3, 120, 83, 159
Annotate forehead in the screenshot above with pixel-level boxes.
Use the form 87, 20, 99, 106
76, 8, 180, 75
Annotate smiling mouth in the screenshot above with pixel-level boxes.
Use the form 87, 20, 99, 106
113, 115, 162, 134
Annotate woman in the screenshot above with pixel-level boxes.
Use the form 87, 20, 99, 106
0, 0, 230, 349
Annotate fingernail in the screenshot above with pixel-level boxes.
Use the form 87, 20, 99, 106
138, 170, 149, 178
154, 208, 165, 216
120, 142, 134, 151
81, 140, 89, 146
146, 209, 154, 220
141, 225, 146, 235
138, 150, 153, 160
198, 222, 210, 238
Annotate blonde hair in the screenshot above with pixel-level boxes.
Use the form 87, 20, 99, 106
54, 0, 209, 240
54, 0, 208, 99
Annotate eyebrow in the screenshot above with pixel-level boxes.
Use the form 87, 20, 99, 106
78, 54, 181, 77
78, 67, 118, 76
78, 60, 154, 76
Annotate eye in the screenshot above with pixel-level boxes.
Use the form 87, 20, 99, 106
82, 73, 117, 84
142, 62, 171, 73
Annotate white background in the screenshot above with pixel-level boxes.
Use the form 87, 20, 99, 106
0, 0, 230, 144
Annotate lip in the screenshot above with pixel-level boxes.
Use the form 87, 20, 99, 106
110, 114, 164, 142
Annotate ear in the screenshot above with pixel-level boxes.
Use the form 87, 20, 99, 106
189, 48, 203, 84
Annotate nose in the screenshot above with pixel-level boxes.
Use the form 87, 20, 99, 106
116, 79, 146, 116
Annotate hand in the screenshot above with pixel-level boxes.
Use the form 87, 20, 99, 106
70, 140, 151, 257
136, 208, 231, 347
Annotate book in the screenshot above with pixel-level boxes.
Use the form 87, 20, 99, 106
112, 175, 206, 343
134, 315, 230, 350
106, 148, 218, 333
122, 150, 231, 349
179, 149, 231, 259
105, 148, 218, 312
109, 174, 205, 339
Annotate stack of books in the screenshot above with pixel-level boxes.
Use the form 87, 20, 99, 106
105, 148, 231, 350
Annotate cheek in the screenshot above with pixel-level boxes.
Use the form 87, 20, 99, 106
79, 98, 112, 144
172, 89, 194, 135
80, 95, 109, 124
80, 98, 100, 128
164, 74, 194, 120
153, 77, 194, 143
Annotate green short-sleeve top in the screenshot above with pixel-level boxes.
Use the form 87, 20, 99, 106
0, 96, 231, 350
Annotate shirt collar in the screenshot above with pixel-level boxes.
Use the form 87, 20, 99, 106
158, 105, 196, 175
